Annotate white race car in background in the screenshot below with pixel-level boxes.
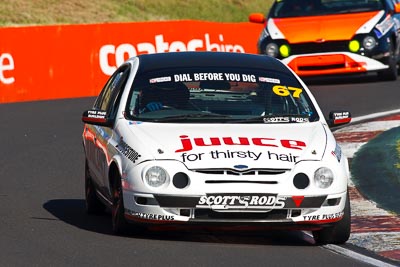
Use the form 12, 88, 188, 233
82, 51, 352, 244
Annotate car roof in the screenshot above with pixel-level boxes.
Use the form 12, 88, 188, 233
135, 52, 291, 74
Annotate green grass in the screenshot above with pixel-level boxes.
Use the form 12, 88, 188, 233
0, 0, 274, 26
351, 127, 400, 214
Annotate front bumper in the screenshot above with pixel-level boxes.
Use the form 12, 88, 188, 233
122, 190, 347, 229
281, 52, 389, 77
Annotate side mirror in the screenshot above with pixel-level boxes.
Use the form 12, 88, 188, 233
82, 109, 114, 127
248, 13, 266, 24
327, 110, 351, 128
395, 3, 400, 13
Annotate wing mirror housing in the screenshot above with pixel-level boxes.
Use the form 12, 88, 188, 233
327, 110, 351, 128
395, 3, 400, 13
82, 109, 114, 127
248, 13, 266, 24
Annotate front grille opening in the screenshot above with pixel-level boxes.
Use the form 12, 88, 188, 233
179, 209, 191, 217
226, 170, 255, 176
196, 170, 224, 175
298, 64, 345, 71
324, 197, 341, 206
134, 197, 158, 206
193, 168, 289, 175
205, 180, 278, 184
292, 41, 348, 54
291, 209, 302, 218
194, 209, 288, 220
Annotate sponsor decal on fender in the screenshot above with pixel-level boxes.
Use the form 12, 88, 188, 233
197, 193, 286, 210
116, 137, 141, 163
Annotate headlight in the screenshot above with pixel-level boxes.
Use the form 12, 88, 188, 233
279, 44, 290, 58
144, 166, 168, 188
265, 43, 279, 57
349, 40, 360, 52
314, 167, 334, 189
363, 36, 376, 50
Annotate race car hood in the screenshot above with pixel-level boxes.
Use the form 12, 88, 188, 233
125, 122, 328, 170
271, 11, 382, 43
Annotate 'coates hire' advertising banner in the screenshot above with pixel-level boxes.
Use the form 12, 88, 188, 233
0, 20, 263, 103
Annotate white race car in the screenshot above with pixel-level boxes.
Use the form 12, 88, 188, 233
82, 51, 352, 244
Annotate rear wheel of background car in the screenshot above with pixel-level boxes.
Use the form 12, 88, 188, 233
312, 190, 351, 245
111, 173, 130, 235
85, 160, 105, 215
377, 41, 398, 81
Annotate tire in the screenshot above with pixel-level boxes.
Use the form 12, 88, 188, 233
111, 173, 130, 235
377, 41, 398, 81
85, 161, 105, 215
312, 190, 351, 245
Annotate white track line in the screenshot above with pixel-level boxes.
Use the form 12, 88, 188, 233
350, 109, 400, 123
303, 232, 397, 267
323, 244, 398, 267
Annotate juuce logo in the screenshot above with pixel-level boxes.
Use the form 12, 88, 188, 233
175, 135, 307, 153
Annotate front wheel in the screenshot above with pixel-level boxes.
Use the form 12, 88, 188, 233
312, 191, 351, 245
377, 41, 398, 81
111, 174, 130, 235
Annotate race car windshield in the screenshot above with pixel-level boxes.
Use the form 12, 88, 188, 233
270, 0, 384, 18
125, 68, 319, 123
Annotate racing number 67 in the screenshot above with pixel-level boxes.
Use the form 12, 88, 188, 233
273, 85, 303, 98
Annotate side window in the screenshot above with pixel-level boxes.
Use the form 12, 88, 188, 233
93, 65, 130, 118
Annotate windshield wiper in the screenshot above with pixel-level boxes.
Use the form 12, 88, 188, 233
153, 113, 231, 122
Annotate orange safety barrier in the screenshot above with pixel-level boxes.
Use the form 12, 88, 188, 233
0, 20, 264, 103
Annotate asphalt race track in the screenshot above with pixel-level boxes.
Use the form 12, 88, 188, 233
0, 76, 399, 267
